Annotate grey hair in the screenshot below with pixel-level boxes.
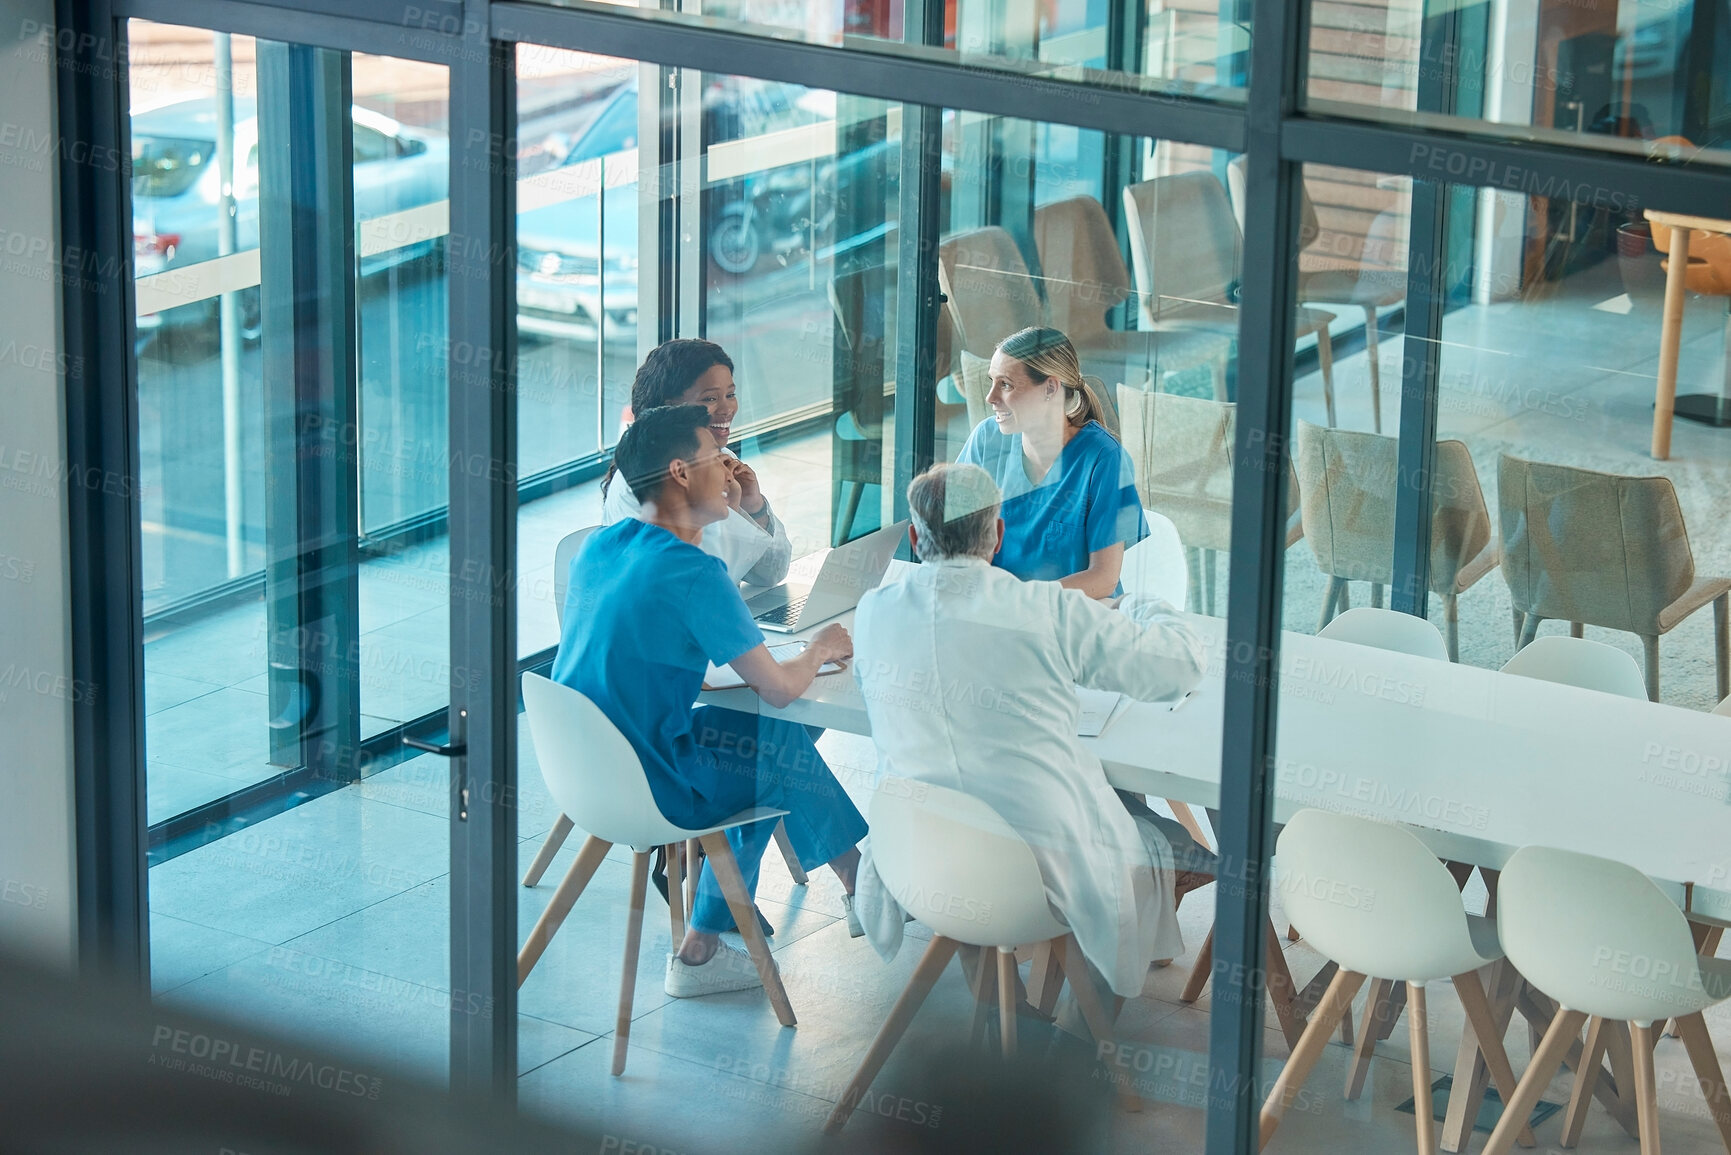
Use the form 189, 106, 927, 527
907, 463, 1001, 562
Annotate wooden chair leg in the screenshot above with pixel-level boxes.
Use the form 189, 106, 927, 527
612, 850, 651, 1076
1482, 1009, 1589, 1155
1029, 940, 1064, 1018
1629, 1022, 1662, 1154
1346, 977, 1394, 1101
518, 834, 612, 984
1204, 548, 1218, 616
1675, 1011, 1731, 1152
1363, 305, 1383, 434
1182, 926, 1215, 1004
1642, 634, 1661, 702
1371, 582, 1384, 610
1570, 621, 1584, 638
1445, 594, 1460, 662
771, 819, 808, 885
1265, 919, 1307, 1051
966, 945, 998, 1047
1260, 968, 1367, 1149
1519, 613, 1542, 649
1410, 984, 1439, 1155
1053, 934, 1140, 1112
1560, 1015, 1609, 1149
1452, 968, 1538, 1147
1168, 801, 1212, 851
521, 813, 575, 886
823, 936, 959, 1134
997, 948, 1018, 1058
697, 831, 796, 1027
1716, 592, 1730, 702
1319, 576, 1346, 633
684, 837, 701, 918
1186, 547, 1204, 615
1319, 328, 1337, 427
666, 843, 686, 947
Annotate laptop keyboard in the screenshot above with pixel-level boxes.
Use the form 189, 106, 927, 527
754, 593, 809, 627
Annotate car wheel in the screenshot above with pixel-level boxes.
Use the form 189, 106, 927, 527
709, 208, 760, 275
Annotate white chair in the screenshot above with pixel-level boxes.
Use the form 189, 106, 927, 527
529, 526, 811, 893
1318, 606, 1449, 661
1500, 635, 1648, 700
1481, 845, 1731, 1155
1715, 695, 1731, 716
517, 673, 797, 1076
824, 778, 1135, 1133
1121, 508, 1189, 609
1260, 809, 1535, 1152
552, 525, 600, 629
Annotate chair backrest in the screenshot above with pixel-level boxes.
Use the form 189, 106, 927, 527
521, 672, 685, 849
1498, 454, 1696, 633
937, 227, 1048, 360
1122, 508, 1188, 607
1121, 173, 1241, 326
1276, 808, 1493, 983
1501, 635, 1648, 700
1498, 844, 1716, 1022
1032, 196, 1132, 339
1319, 606, 1449, 661
1117, 389, 1237, 553
1293, 422, 1490, 594
553, 525, 601, 629
1224, 155, 1320, 253
956, 349, 993, 429
869, 777, 1068, 950
1714, 695, 1731, 717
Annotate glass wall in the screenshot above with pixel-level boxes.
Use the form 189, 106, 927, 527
1304, 0, 1731, 164
526, 0, 1248, 99
1263, 158, 1731, 1152
133, 20, 474, 1085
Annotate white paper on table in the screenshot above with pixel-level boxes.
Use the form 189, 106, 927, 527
1075, 686, 1124, 737
703, 641, 845, 691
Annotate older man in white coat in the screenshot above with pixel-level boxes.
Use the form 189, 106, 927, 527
851, 462, 1212, 1002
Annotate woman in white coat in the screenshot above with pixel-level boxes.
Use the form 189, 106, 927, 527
851, 463, 1212, 999
602, 339, 793, 586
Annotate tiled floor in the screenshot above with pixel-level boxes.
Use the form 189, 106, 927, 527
147, 248, 1731, 1149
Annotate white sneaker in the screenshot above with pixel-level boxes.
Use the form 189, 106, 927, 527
842, 893, 865, 938
664, 944, 765, 998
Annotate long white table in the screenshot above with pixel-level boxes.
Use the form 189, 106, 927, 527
703, 591, 1731, 923
703, 575, 1731, 1146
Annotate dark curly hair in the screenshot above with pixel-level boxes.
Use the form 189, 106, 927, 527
604, 339, 736, 495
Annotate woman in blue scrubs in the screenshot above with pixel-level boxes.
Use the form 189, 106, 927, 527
958, 326, 1147, 598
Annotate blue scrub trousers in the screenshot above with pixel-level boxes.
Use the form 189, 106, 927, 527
683, 706, 868, 934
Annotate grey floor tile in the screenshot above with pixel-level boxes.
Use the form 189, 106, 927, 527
146, 601, 269, 686
147, 763, 251, 826
146, 686, 273, 780
148, 786, 450, 943
149, 912, 275, 995
145, 670, 224, 716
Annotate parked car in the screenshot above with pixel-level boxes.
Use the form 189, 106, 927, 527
514, 82, 642, 344
131, 97, 449, 345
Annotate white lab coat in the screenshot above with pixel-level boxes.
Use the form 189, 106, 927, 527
851, 557, 1205, 997
601, 448, 793, 586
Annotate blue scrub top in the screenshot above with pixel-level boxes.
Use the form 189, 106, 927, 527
550, 518, 764, 827
957, 417, 1147, 587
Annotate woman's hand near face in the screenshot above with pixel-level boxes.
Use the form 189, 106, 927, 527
729, 457, 767, 518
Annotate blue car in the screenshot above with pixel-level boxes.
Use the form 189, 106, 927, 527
131, 97, 449, 344
515, 83, 642, 343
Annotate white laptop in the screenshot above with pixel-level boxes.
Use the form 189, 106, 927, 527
746, 520, 908, 633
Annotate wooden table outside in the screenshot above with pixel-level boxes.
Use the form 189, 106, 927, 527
1643, 209, 1731, 459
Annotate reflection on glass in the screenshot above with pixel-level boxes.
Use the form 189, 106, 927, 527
1268, 161, 1731, 1155
135, 20, 456, 1091
1305, 0, 1731, 163
539, 0, 1249, 96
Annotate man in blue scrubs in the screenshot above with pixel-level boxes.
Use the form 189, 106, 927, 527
552, 404, 866, 997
